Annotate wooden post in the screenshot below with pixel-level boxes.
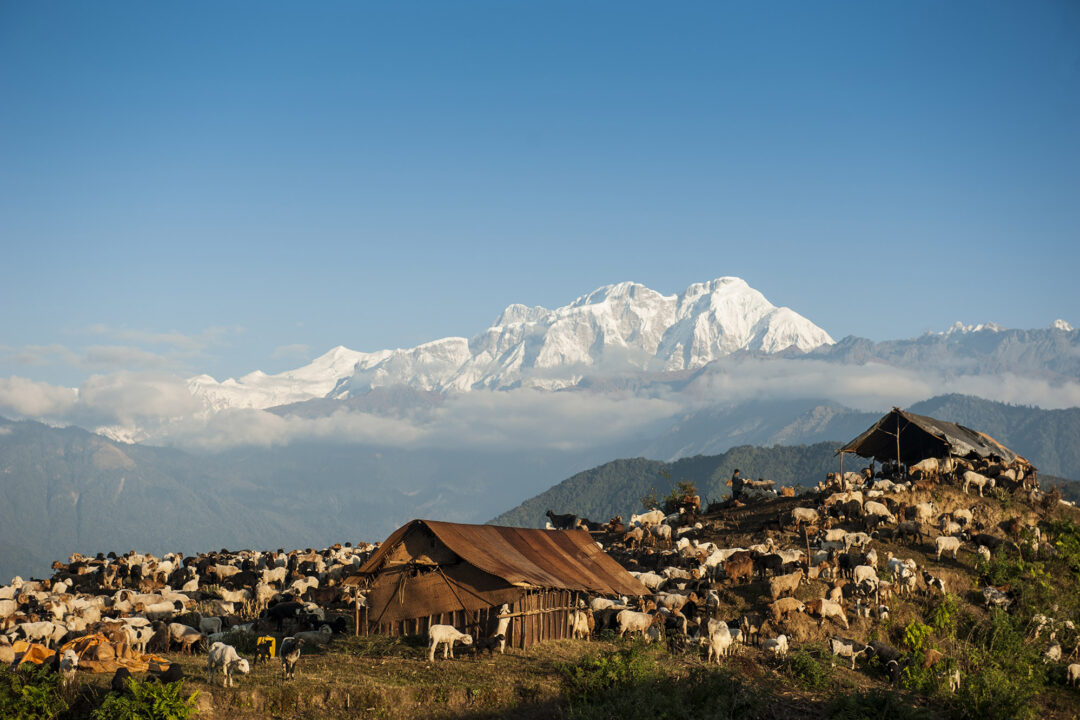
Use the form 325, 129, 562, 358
839, 451, 844, 488
354, 595, 360, 637
896, 414, 902, 472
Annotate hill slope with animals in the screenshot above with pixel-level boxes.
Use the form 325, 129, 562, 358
2, 455, 1079, 720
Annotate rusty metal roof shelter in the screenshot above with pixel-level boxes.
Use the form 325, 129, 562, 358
357, 519, 648, 648
837, 407, 1034, 470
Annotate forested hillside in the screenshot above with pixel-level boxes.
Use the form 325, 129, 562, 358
493, 443, 842, 528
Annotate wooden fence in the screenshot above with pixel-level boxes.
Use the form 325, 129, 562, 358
363, 588, 580, 650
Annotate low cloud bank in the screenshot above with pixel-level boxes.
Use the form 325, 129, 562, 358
0, 357, 1077, 452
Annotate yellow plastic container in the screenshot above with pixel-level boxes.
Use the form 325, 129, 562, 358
256, 636, 277, 658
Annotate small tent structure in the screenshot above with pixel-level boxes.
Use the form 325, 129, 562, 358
837, 407, 1035, 475
357, 519, 649, 649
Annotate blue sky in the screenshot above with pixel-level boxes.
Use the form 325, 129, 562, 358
1, 1, 1077, 386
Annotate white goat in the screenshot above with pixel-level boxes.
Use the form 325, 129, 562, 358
427, 624, 473, 661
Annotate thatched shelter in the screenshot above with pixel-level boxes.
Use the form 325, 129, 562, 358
837, 407, 1035, 475
357, 519, 648, 649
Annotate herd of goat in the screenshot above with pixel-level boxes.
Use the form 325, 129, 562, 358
2, 454, 1080, 696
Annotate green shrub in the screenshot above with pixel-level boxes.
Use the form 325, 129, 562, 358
824, 689, 933, 720
927, 594, 958, 637
951, 663, 1038, 720
0, 665, 68, 720
902, 621, 932, 653
558, 645, 763, 720
91, 679, 198, 720
786, 648, 831, 689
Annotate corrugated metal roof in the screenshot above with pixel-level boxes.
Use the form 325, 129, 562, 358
359, 519, 648, 597
837, 407, 1033, 468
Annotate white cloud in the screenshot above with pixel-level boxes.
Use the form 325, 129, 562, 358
77, 372, 202, 425
0, 376, 79, 418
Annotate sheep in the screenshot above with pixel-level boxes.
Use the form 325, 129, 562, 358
962, 471, 991, 496
632, 571, 666, 590
616, 610, 663, 639
1068, 663, 1080, 687
768, 597, 805, 624
934, 535, 961, 560
294, 625, 333, 646
17, 621, 66, 649
494, 604, 511, 654
908, 458, 943, 481
768, 570, 803, 601
622, 527, 645, 549
947, 669, 961, 692
863, 501, 895, 522
723, 553, 754, 585
851, 565, 877, 587
982, 586, 1011, 609
207, 642, 250, 687
56, 648, 79, 685
650, 524, 673, 545
740, 613, 764, 646
427, 624, 473, 661
791, 507, 820, 528
1043, 643, 1062, 663
922, 570, 946, 595
843, 532, 872, 550
570, 609, 592, 641
702, 619, 733, 663
829, 637, 870, 669
167, 623, 204, 654
198, 616, 223, 636
808, 598, 849, 629
0, 636, 14, 665
280, 637, 303, 680
762, 634, 789, 658
953, 507, 973, 527
630, 509, 665, 527
976, 545, 992, 564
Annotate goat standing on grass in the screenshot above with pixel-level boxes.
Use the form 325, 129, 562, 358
280, 637, 303, 680
428, 624, 473, 661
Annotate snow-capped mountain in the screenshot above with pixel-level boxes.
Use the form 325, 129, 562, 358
189, 277, 834, 409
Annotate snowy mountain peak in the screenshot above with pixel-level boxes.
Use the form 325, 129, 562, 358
493, 303, 550, 327
944, 321, 1006, 335
1052, 319, 1074, 332
193, 277, 835, 408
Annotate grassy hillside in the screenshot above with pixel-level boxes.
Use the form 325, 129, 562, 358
8, 481, 1079, 720
493, 442, 842, 527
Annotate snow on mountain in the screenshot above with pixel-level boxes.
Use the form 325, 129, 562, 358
189, 345, 391, 411
1052, 319, 1074, 332
190, 277, 835, 408
942, 321, 1007, 335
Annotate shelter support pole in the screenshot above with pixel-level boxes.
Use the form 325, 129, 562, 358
354, 595, 359, 637
897, 416, 902, 471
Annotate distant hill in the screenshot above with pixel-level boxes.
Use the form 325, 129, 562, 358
0, 417, 628, 581
492, 442, 842, 528
906, 394, 1080, 480
645, 394, 1080, 480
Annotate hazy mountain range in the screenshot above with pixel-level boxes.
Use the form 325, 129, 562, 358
1, 276, 1077, 580
3, 393, 1078, 582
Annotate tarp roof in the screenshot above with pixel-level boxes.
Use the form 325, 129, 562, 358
359, 519, 649, 597
837, 407, 1033, 468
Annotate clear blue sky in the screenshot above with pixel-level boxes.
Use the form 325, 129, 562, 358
1, 1, 1077, 386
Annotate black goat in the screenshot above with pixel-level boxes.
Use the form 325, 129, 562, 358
546, 509, 578, 530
